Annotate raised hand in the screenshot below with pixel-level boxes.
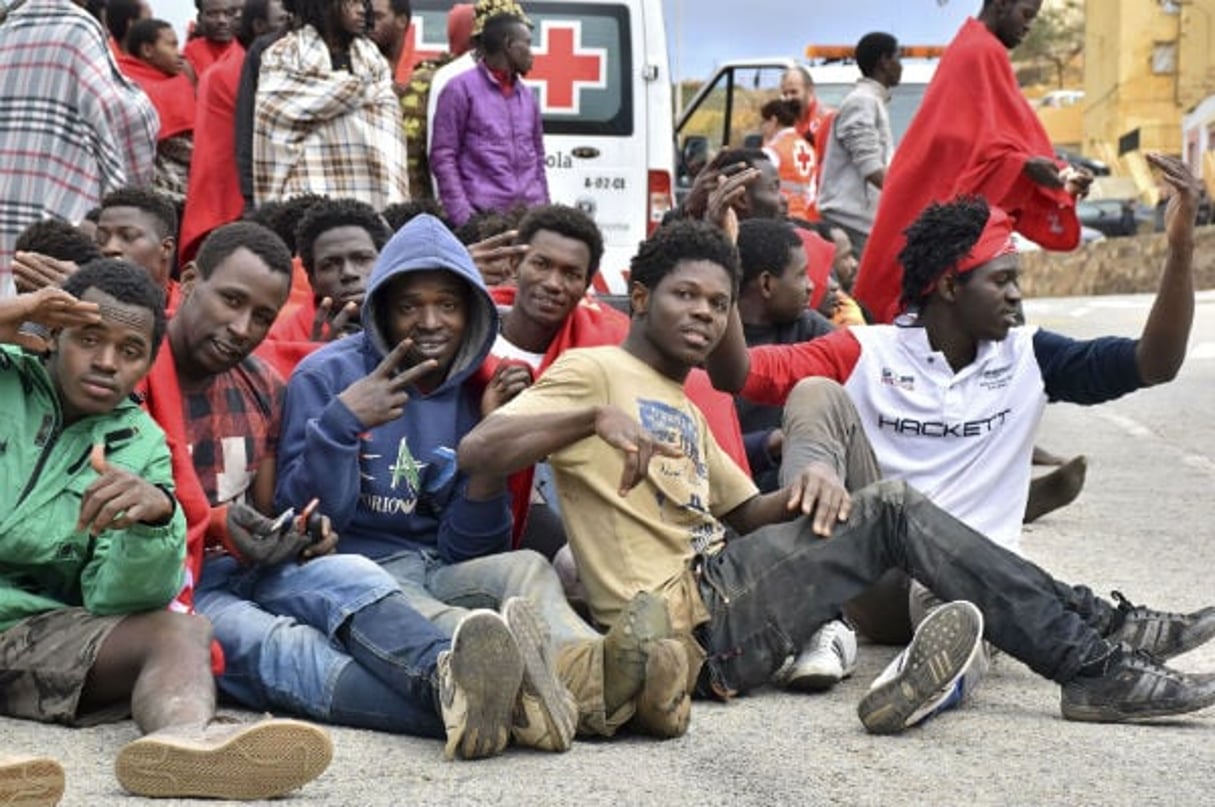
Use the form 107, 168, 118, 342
310, 296, 360, 342
593, 405, 683, 496
17, 287, 101, 330
337, 338, 439, 428
480, 362, 533, 417
77, 444, 174, 536
468, 229, 528, 286
1148, 152, 1202, 245
13, 252, 78, 293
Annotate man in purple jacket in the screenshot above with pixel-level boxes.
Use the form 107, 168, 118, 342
429, 11, 549, 225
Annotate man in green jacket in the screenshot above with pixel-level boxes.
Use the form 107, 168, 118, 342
0, 260, 331, 802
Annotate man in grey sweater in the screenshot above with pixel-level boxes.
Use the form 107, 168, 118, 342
818, 32, 902, 260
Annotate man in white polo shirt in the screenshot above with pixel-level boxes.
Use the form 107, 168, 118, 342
706, 153, 1214, 717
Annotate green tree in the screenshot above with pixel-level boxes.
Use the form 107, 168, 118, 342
1013, 0, 1085, 89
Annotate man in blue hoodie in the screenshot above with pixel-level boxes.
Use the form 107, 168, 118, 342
276, 214, 692, 741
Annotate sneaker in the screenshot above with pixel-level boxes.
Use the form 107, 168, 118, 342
775, 619, 858, 692
1107, 591, 1215, 661
602, 591, 672, 716
502, 597, 578, 753
1061, 643, 1215, 723
857, 600, 984, 735
0, 754, 64, 807
438, 609, 524, 761
631, 638, 692, 739
113, 718, 332, 799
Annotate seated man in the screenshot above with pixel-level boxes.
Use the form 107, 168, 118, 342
276, 213, 689, 741
94, 186, 182, 308
0, 261, 330, 800
732, 218, 855, 693
459, 219, 1215, 735
706, 155, 1213, 701
159, 221, 568, 759
267, 197, 391, 344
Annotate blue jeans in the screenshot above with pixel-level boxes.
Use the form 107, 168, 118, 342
694, 379, 1113, 696
376, 547, 599, 648
196, 553, 447, 737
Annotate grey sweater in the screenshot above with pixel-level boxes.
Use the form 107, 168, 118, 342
817, 78, 893, 235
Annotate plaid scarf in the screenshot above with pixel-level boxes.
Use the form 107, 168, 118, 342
253, 26, 408, 208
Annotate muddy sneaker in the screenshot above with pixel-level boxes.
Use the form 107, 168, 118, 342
0, 754, 64, 807
438, 609, 524, 761
631, 638, 692, 739
1061, 644, 1215, 723
774, 619, 858, 692
602, 591, 672, 716
113, 718, 332, 799
502, 597, 578, 753
1107, 591, 1215, 661
857, 600, 984, 735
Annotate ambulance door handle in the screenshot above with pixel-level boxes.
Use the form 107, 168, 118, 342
571, 147, 600, 160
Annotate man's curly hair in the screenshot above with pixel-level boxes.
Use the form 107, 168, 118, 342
100, 187, 178, 239
15, 220, 103, 265
630, 220, 740, 307
898, 195, 991, 310
295, 198, 391, 275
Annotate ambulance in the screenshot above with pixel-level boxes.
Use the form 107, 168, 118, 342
407, 0, 675, 294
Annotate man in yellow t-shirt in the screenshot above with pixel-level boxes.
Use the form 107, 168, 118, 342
459, 219, 1215, 734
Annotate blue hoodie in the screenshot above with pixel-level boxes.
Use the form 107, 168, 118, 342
274, 214, 509, 562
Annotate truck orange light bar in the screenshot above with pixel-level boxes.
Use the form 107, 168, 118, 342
805, 45, 946, 60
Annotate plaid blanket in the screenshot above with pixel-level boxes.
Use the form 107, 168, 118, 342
253, 26, 408, 208
0, 0, 158, 296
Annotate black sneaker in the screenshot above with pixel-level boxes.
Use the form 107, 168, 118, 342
1061, 644, 1215, 723
1107, 591, 1215, 660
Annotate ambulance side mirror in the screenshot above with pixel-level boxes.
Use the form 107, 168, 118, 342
679, 135, 709, 181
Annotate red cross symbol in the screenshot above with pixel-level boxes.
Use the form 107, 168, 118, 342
793, 139, 814, 178
526, 21, 606, 114
401, 16, 446, 73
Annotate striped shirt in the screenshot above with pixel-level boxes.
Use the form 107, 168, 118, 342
0, 0, 159, 296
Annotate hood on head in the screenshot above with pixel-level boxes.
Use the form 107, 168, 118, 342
361, 213, 498, 391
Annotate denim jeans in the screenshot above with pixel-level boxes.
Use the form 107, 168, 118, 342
377, 547, 599, 647
196, 553, 447, 737
694, 378, 1113, 696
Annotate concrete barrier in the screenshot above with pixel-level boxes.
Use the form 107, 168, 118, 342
1019, 224, 1215, 298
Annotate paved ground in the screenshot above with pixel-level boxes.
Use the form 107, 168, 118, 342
6, 291, 1215, 806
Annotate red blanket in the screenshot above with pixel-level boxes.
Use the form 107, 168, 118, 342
478, 288, 751, 546
115, 53, 196, 141
796, 228, 834, 311
179, 46, 245, 263
139, 345, 224, 674
183, 36, 237, 78
852, 18, 1079, 323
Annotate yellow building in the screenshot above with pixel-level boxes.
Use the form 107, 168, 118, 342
1083, 0, 1215, 166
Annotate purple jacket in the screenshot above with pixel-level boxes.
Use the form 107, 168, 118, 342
429, 62, 549, 225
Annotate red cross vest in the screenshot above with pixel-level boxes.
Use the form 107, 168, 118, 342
764, 127, 817, 221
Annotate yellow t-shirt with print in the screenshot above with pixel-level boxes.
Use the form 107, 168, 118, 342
497, 346, 757, 629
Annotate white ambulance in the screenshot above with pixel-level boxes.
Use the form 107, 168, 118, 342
408, 0, 674, 294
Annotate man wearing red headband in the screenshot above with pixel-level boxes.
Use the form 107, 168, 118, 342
706, 154, 1211, 724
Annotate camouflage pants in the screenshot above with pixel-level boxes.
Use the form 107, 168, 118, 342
0, 608, 127, 726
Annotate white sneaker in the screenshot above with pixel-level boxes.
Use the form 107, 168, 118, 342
774, 619, 858, 692
857, 600, 985, 734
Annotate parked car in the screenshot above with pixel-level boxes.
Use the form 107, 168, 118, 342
1076, 198, 1154, 238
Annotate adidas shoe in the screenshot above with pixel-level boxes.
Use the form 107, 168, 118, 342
775, 619, 858, 692
857, 600, 984, 735
502, 597, 578, 753
1107, 591, 1215, 661
438, 609, 524, 761
1061, 643, 1215, 723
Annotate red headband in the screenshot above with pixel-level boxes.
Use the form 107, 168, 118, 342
920, 205, 1017, 299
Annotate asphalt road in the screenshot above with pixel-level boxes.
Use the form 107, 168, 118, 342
6, 291, 1215, 806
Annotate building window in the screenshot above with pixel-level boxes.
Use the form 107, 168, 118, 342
1151, 41, 1177, 74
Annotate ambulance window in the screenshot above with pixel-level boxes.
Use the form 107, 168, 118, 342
522, 3, 632, 136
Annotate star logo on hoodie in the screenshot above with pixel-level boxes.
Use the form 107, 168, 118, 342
389, 436, 427, 491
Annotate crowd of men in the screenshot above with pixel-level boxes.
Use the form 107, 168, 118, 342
2, 0, 1214, 802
